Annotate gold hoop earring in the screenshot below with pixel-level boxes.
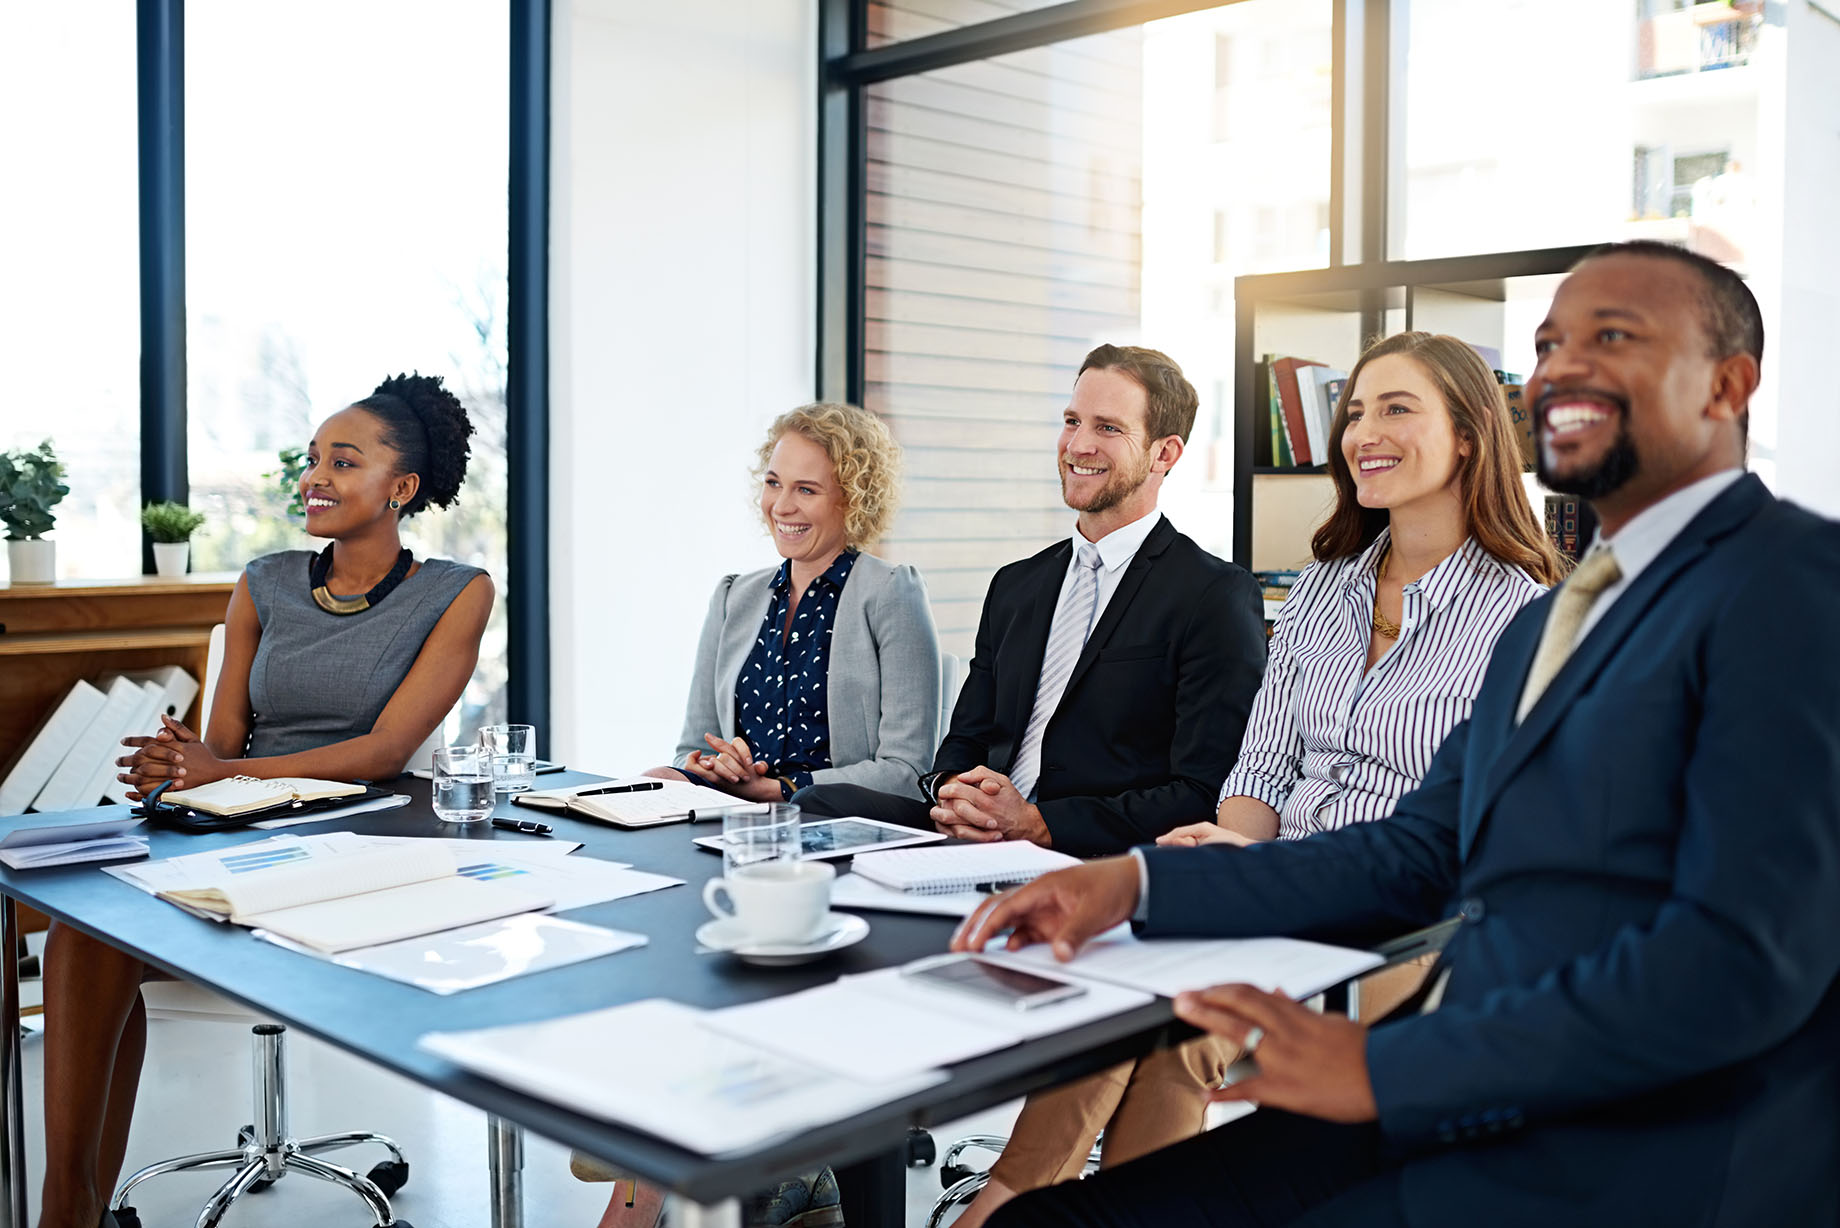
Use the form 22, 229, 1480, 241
389, 499, 401, 510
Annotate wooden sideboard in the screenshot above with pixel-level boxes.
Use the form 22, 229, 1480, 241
0, 575, 238, 761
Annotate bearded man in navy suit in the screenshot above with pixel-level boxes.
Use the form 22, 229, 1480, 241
958, 241, 1840, 1228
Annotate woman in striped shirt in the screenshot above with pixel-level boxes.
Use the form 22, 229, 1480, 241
954, 332, 1566, 1228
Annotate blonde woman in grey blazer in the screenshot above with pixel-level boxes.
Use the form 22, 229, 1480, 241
674, 549, 940, 798
660, 402, 939, 807
590, 404, 938, 1226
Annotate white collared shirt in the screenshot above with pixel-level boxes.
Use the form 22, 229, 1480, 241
1575, 469, 1744, 642
1052, 510, 1164, 629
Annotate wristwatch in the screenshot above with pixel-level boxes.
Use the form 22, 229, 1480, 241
917, 770, 952, 806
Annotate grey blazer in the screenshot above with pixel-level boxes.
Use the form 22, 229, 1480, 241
672, 553, 941, 798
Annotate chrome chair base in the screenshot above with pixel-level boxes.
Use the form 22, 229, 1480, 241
925, 1134, 1100, 1228
111, 1023, 412, 1228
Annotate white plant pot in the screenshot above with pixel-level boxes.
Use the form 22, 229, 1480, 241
5, 538, 55, 585
152, 541, 191, 577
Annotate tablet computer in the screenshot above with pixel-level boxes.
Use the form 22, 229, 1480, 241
693, 817, 945, 861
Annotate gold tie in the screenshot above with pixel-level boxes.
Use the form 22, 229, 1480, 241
1516, 546, 1623, 722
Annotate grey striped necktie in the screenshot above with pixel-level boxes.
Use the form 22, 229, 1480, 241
1010, 543, 1103, 801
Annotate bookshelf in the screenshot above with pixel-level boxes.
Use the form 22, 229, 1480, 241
1230, 244, 1600, 571
0, 575, 234, 757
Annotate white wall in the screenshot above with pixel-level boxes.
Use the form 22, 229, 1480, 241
550, 0, 817, 767
1771, 0, 1840, 517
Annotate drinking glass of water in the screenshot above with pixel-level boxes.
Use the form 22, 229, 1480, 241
432, 745, 495, 823
479, 724, 537, 794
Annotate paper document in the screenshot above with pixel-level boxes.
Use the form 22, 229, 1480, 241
251, 793, 413, 829
105, 833, 373, 899
0, 837, 149, 870
421, 999, 944, 1156
704, 963, 1153, 1083
513, 777, 741, 828
1001, 927, 1383, 1000
830, 872, 989, 918
331, 914, 646, 993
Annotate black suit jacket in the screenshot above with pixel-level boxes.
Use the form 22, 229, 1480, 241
935, 515, 1266, 857
1141, 476, 1840, 1226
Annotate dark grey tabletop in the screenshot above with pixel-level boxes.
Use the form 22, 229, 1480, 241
1, 774, 1184, 1204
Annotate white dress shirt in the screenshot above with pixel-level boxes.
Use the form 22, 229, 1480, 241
1573, 468, 1744, 642
1052, 510, 1164, 629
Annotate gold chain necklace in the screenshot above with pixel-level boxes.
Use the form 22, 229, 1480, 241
1372, 545, 1401, 641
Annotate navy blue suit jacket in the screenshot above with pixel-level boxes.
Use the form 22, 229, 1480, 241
1139, 476, 1840, 1226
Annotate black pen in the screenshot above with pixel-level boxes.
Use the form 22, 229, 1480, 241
575, 781, 664, 797
491, 817, 553, 836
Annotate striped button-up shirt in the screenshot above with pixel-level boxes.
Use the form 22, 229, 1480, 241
1221, 531, 1545, 840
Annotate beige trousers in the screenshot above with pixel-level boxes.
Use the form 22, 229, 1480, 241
985, 960, 1435, 1193
987, 1034, 1237, 1189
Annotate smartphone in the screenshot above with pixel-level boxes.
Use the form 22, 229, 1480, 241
901, 954, 1088, 1011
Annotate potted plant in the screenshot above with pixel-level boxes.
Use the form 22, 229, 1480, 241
0, 440, 69, 585
140, 501, 207, 577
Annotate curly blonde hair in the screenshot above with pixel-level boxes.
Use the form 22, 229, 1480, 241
754, 402, 902, 548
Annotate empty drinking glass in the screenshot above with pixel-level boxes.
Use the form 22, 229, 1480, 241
480, 723, 537, 794
716, 803, 801, 876
432, 745, 494, 823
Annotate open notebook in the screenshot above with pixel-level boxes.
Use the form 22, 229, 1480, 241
849, 842, 1078, 896
156, 842, 550, 955
162, 776, 365, 817
513, 777, 743, 828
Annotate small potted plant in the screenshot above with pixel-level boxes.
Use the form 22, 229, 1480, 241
0, 440, 70, 585
141, 501, 207, 577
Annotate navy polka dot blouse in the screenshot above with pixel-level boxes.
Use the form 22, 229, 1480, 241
734, 550, 858, 796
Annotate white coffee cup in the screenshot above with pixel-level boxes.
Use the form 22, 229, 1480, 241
702, 860, 835, 945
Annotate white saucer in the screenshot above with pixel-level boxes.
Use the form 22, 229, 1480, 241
696, 912, 870, 966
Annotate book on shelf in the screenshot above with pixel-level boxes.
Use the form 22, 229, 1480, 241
114, 664, 200, 725
1264, 358, 1294, 466
0, 681, 108, 816
1297, 366, 1348, 461
101, 679, 173, 806
1271, 357, 1327, 466
32, 676, 149, 814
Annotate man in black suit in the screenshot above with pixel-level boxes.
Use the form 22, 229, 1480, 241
797, 343, 1267, 858
960, 242, 1840, 1227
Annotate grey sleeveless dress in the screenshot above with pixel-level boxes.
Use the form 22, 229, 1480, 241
242, 551, 485, 758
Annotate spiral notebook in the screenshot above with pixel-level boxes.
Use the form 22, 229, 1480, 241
848, 842, 1078, 896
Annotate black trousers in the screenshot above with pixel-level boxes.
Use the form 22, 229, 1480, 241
791, 782, 935, 830
987, 1108, 1407, 1228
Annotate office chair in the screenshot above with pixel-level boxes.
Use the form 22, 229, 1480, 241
111, 983, 413, 1228
922, 918, 1462, 1227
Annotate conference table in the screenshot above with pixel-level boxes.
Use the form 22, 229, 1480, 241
0, 773, 1199, 1228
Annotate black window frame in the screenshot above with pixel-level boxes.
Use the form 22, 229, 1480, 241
130, 0, 550, 733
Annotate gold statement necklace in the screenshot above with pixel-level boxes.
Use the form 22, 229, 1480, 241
1372, 545, 1401, 641
310, 545, 414, 616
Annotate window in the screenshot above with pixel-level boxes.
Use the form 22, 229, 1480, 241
184, 0, 511, 730
860, 1, 1332, 656
868, 0, 1073, 49
0, 1, 141, 579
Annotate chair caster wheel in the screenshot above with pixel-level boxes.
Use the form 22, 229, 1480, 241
369, 1159, 411, 1196
113, 1207, 143, 1228
906, 1127, 936, 1168
941, 1163, 977, 1190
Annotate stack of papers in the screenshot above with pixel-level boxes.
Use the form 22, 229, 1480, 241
999, 926, 1384, 1000
422, 999, 946, 1155
0, 815, 149, 870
